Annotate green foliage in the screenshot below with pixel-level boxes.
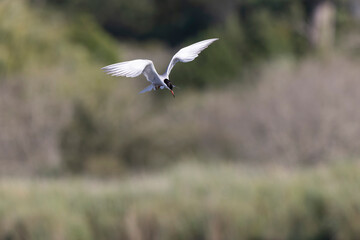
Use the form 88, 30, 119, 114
41, 0, 322, 48
0, 0, 118, 77
0, 162, 360, 239
68, 15, 119, 63
43, 0, 215, 45
0, 0, 63, 75
38, 0, 355, 88
0, 0, 121, 173
169, 1, 309, 87
60, 55, 360, 174
1, 0, 359, 175
171, 16, 244, 88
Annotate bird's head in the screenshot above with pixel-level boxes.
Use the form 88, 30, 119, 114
164, 79, 175, 98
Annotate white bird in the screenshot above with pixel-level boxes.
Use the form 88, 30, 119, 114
102, 38, 219, 97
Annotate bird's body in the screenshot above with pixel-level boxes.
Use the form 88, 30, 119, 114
102, 38, 219, 97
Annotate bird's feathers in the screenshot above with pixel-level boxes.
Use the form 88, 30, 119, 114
102, 59, 158, 83
102, 38, 218, 94
139, 84, 155, 94
165, 38, 218, 77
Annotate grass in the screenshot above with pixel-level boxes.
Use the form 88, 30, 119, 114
0, 161, 359, 239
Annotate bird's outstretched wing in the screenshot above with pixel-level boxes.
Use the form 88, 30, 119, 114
102, 59, 158, 83
165, 38, 218, 78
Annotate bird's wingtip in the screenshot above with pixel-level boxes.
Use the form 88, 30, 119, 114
101, 64, 109, 68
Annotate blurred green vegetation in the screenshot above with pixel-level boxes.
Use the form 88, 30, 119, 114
0, 161, 359, 239
0, 0, 118, 76
0, 0, 120, 173
1, 0, 360, 238
37, 0, 357, 87
0, 0, 359, 175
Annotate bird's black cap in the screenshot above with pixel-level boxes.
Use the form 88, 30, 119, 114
164, 79, 173, 90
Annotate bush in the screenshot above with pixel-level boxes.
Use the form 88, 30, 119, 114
0, 162, 359, 239
60, 54, 360, 173
2, 0, 360, 175
0, 0, 119, 174
230, 56, 360, 164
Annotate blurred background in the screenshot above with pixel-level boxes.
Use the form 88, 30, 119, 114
0, 0, 360, 239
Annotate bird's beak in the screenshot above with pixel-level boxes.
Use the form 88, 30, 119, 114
170, 90, 175, 98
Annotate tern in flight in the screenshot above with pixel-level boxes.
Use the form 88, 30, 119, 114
102, 38, 219, 97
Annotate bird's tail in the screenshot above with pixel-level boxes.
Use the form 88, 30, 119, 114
139, 84, 155, 94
